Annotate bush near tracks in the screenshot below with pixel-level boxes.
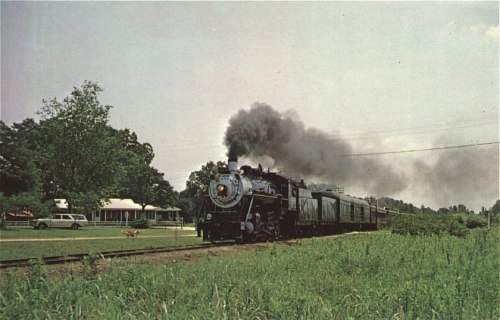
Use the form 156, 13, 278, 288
130, 217, 150, 229
391, 213, 468, 237
453, 213, 488, 229
1, 229, 498, 320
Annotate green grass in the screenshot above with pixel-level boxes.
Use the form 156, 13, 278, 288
1, 228, 498, 319
0, 227, 199, 260
0, 226, 193, 239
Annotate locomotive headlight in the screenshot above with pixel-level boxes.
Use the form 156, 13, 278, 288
216, 184, 228, 198
206, 213, 212, 221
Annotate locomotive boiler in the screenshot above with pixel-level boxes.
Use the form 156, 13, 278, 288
197, 158, 385, 242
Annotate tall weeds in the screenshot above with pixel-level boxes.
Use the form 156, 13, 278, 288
1, 229, 498, 319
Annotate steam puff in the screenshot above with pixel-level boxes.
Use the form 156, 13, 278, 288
224, 103, 407, 195
412, 145, 499, 210
225, 103, 498, 208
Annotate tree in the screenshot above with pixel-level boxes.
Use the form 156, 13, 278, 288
111, 128, 154, 165
438, 207, 450, 214
184, 161, 224, 198
457, 204, 468, 213
0, 120, 42, 196
118, 155, 176, 214
490, 200, 500, 225
0, 191, 54, 218
37, 81, 119, 211
180, 161, 225, 222
491, 200, 500, 214
1, 82, 179, 222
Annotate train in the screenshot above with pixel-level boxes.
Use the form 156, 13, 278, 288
197, 158, 395, 242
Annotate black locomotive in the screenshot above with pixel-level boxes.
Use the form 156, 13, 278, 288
198, 158, 391, 242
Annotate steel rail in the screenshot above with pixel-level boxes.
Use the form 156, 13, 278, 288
0, 242, 233, 269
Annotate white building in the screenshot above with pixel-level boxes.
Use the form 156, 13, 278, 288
54, 198, 181, 223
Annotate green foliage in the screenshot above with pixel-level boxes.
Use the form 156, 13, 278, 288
306, 182, 339, 192
0, 82, 179, 217
82, 252, 99, 279
27, 258, 48, 290
377, 197, 426, 214
0, 191, 54, 217
492, 199, 500, 214
37, 81, 118, 208
482, 200, 500, 225
1, 230, 498, 319
130, 217, 150, 229
181, 161, 225, 222
391, 213, 468, 237
453, 213, 487, 229
0, 120, 42, 196
120, 160, 176, 211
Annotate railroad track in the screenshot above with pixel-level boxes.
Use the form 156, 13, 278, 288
1, 232, 370, 269
0, 242, 233, 269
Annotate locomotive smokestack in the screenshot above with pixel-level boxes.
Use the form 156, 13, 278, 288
228, 157, 238, 172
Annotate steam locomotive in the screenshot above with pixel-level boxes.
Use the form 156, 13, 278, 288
197, 158, 390, 242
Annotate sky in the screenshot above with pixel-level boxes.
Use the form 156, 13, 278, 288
1, 2, 498, 211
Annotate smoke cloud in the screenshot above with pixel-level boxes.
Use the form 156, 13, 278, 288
224, 103, 499, 210
225, 103, 407, 195
411, 142, 499, 211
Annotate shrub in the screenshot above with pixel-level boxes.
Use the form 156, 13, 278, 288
391, 213, 468, 237
453, 214, 487, 229
130, 218, 150, 229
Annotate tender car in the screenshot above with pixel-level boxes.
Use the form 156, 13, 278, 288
33, 214, 88, 230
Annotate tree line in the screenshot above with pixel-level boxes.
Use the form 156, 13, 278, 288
0, 82, 210, 222
376, 197, 499, 224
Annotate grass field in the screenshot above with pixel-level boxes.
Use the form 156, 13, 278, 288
0, 227, 199, 260
0, 226, 194, 239
1, 228, 498, 319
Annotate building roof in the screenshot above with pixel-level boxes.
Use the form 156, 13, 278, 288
54, 198, 181, 212
7, 210, 35, 218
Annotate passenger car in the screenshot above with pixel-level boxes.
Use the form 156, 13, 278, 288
33, 214, 88, 230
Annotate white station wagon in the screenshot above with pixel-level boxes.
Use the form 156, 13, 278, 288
33, 214, 88, 230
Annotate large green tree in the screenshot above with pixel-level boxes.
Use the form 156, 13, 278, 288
37, 81, 119, 213
121, 158, 176, 213
1, 81, 179, 219
110, 128, 177, 213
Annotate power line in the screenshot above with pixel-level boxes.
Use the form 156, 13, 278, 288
343, 141, 499, 157
325, 122, 496, 141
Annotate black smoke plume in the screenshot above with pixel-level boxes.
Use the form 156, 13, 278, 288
224, 103, 499, 209
224, 103, 406, 195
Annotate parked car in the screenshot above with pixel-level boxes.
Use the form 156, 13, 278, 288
33, 214, 88, 230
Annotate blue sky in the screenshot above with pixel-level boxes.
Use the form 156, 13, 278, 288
1, 2, 498, 210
